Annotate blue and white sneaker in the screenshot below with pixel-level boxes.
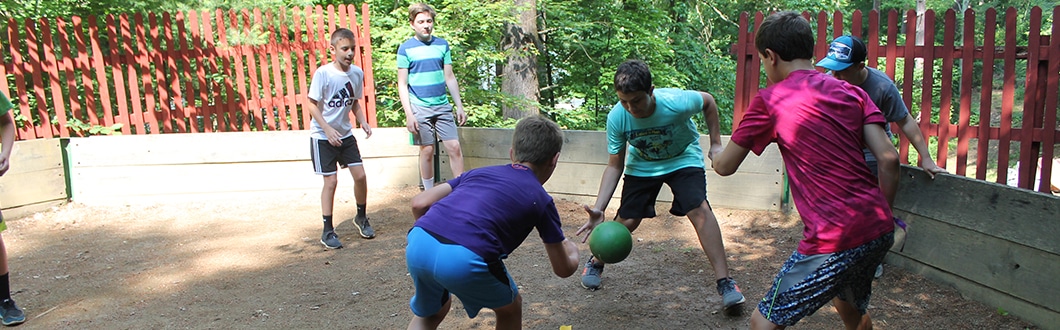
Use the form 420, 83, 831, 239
0, 298, 25, 326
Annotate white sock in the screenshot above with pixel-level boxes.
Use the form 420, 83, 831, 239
422, 177, 434, 189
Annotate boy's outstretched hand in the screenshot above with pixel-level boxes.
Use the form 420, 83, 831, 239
575, 205, 605, 243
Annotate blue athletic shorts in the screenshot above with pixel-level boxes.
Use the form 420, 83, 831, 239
406, 227, 518, 318
758, 231, 894, 326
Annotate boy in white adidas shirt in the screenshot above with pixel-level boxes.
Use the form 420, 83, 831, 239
308, 28, 375, 249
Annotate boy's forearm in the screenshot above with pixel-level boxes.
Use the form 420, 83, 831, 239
446, 79, 463, 108
877, 157, 900, 207
898, 117, 933, 165
593, 166, 622, 211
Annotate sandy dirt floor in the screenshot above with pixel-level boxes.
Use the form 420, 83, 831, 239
1, 186, 1039, 329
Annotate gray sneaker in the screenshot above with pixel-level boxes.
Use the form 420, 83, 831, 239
580, 257, 604, 290
321, 231, 343, 249
355, 215, 375, 239
874, 264, 884, 278
717, 277, 746, 311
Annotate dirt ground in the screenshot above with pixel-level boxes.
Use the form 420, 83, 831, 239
2, 186, 1040, 329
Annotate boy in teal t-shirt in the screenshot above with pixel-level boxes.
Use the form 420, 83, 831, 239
0, 91, 26, 326
575, 59, 745, 312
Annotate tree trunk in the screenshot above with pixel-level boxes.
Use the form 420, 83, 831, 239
500, 0, 541, 119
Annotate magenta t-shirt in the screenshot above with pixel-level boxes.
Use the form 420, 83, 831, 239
730, 70, 894, 254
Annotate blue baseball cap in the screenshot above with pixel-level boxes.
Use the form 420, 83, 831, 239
815, 35, 867, 71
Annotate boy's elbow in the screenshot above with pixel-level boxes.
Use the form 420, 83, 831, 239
713, 160, 737, 176
410, 196, 431, 214
877, 148, 900, 166
714, 166, 735, 177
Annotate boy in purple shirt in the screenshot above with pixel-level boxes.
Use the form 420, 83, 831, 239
405, 115, 580, 330
712, 11, 899, 330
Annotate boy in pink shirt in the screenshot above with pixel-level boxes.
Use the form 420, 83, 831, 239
712, 11, 900, 330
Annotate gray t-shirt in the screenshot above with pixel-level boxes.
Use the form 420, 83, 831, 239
308, 63, 365, 140
857, 67, 909, 164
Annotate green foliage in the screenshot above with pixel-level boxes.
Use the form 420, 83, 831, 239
66, 118, 124, 135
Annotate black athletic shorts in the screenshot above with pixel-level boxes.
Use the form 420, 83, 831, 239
617, 166, 709, 219
310, 135, 363, 175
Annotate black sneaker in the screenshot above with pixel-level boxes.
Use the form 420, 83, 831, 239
321, 231, 343, 249
0, 298, 25, 326
717, 277, 746, 311
580, 256, 604, 290
355, 215, 375, 239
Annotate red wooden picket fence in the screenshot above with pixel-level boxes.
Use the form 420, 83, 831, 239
0, 3, 376, 139
733, 7, 1060, 193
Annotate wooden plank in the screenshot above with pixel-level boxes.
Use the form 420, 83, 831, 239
917, 11, 936, 166
885, 253, 1060, 329
88, 16, 114, 130
459, 128, 783, 175
124, 14, 147, 135
997, 8, 1017, 184
936, 10, 955, 167
889, 211, 1060, 314
3, 139, 62, 175
190, 11, 210, 133
134, 13, 159, 134
1040, 6, 1060, 193
107, 15, 131, 135
267, 9, 292, 130
0, 139, 66, 208
955, 9, 975, 176
894, 166, 1060, 255
0, 200, 66, 221
976, 9, 997, 180
73, 16, 101, 129
732, 13, 749, 123
6, 18, 34, 139
0, 168, 66, 208
149, 13, 173, 134
68, 128, 416, 166
1019, 9, 1044, 192
162, 13, 187, 133
219, 10, 241, 132
55, 18, 77, 137
466, 157, 781, 211
70, 156, 420, 205
26, 19, 52, 138
257, 9, 280, 131
900, 10, 916, 161
290, 6, 309, 130
359, 3, 378, 127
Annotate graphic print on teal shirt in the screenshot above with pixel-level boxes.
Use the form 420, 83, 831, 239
628, 126, 680, 160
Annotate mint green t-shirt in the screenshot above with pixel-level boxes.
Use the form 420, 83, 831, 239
606, 88, 705, 177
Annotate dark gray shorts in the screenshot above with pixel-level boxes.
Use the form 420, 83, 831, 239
411, 103, 458, 145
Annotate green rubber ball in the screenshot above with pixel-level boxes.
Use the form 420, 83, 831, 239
589, 221, 633, 264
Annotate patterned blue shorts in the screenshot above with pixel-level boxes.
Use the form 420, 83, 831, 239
758, 231, 894, 326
